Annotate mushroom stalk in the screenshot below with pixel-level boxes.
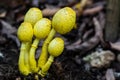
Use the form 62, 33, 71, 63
18, 42, 30, 76
39, 55, 54, 77
29, 38, 40, 73
24, 42, 31, 71
39, 37, 64, 77
38, 28, 56, 69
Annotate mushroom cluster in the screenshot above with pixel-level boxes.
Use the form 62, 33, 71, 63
17, 7, 76, 77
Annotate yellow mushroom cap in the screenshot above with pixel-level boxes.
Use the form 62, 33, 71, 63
17, 22, 33, 42
52, 7, 76, 34
48, 37, 64, 57
24, 7, 43, 26
34, 18, 51, 39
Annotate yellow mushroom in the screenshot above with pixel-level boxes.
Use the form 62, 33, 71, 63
17, 22, 33, 76
24, 7, 43, 26
38, 7, 76, 70
29, 18, 51, 73
39, 37, 64, 77
52, 7, 76, 34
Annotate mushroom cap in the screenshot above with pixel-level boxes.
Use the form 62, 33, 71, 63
24, 7, 43, 26
52, 7, 76, 34
34, 18, 51, 39
17, 22, 33, 42
48, 37, 64, 57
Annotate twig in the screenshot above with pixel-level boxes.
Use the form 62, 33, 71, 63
98, 12, 105, 29
42, 1, 105, 16
42, 5, 104, 17
42, 8, 60, 16
42, 0, 88, 17
110, 42, 120, 51
78, 22, 87, 37
66, 17, 103, 54
82, 6, 104, 16
82, 29, 94, 41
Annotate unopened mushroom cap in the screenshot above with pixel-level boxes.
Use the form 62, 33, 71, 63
34, 18, 51, 39
52, 7, 76, 34
48, 37, 64, 57
24, 7, 43, 26
17, 22, 33, 42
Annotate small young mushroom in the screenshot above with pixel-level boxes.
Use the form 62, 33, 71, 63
17, 22, 33, 76
29, 18, 51, 73
39, 37, 64, 77
38, 7, 76, 69
24, 7, 43, 26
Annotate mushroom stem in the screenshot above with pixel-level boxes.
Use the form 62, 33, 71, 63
38, 55, 54, 77
38, 28, 56, 69
18, 42, 30, 76
24, 42, 31, 72
29, 38, 40, 73
39, 37, 64, 77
